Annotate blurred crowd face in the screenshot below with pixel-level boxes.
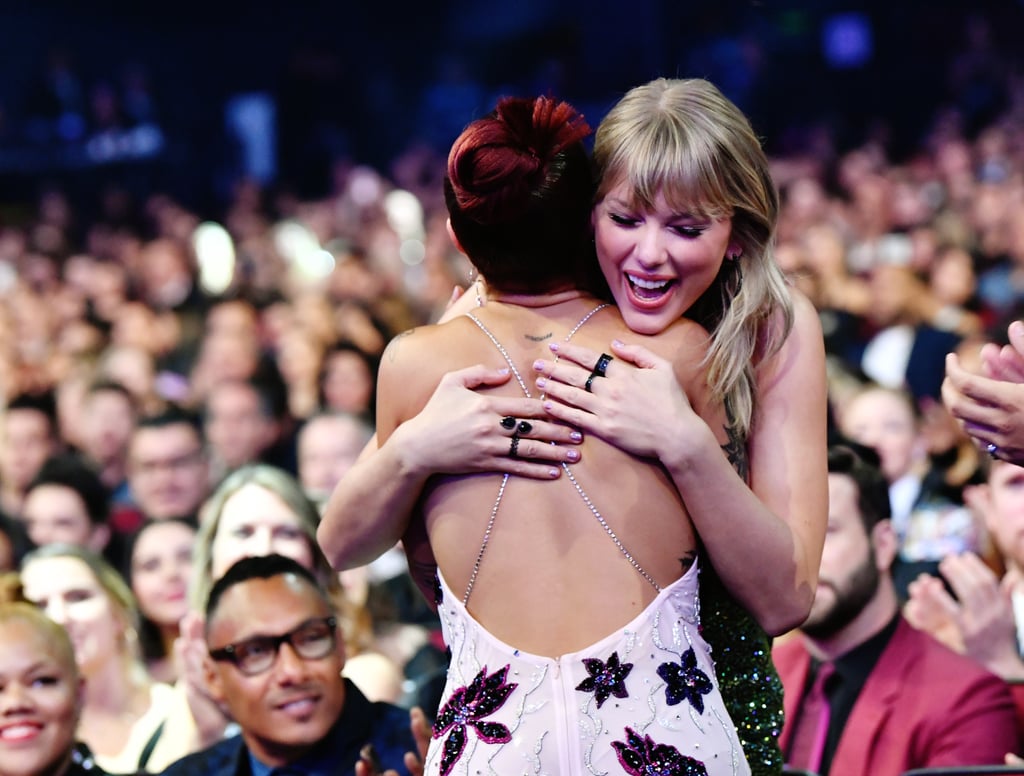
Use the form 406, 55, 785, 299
128, 422, 208, 520
204, 382, 276, 471
22, 484, 106, 551
0, 410, 56, 497
320, 351, 373, 415
204, 574, 345, 768
130, 520, 194, 631
839, 388, 921, 483
20, 556, 124, 680
79, 388, 135, 469
297, 415, 368, 499
210, 484, 314, 579
0, 615, 81, 776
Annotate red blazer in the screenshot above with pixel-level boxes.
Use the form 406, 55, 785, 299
773, 617, 1020, 776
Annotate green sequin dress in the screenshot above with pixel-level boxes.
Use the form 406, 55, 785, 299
706, 425, 785, 774
699, 560, 784, 775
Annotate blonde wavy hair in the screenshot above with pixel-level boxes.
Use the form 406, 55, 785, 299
191, 464, 373, 653
593, 77, 793, 439
21, 543, 144, 666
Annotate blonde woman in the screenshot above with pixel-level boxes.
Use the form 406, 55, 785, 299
321, 80, 828, 773
19, 544, 176, 773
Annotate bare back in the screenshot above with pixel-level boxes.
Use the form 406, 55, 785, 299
377, 296, 728, 656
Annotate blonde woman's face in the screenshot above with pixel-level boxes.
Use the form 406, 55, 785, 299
20, 557, 124, 679
593, 181, 738, 335
210, 484, 314, 580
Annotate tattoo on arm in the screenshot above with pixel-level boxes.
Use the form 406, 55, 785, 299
721, 415, 749, 483
385, 329, 414, 363
525, 332, 553, 342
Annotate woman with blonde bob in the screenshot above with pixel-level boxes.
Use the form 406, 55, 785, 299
320, 78, 828, 773
19, 544, 176, 774
0, 594, 101, 776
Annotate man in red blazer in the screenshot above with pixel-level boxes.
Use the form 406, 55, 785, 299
773, 444, 1019, 776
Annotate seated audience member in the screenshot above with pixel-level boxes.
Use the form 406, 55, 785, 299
201, 378, 283, 483
906, 458, 1024, 726
296, 411, 373, 507
22, 453, 111, 555
158, 554, 418, 776
856, 262, 962, 403
316, 342, 378, 422
0, 595, 111, 775
19, 544, 182, 774
774, 444, 1019, 775
126, 517, 196, 684
0, 391, 62, 517
126, 406, 211, 525
839, 383, 983, 595
76, 379, 138, 507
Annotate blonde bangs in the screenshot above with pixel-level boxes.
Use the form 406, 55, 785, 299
597, 113, 732, 221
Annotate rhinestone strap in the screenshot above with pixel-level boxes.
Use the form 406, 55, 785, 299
462, 304, 660, 603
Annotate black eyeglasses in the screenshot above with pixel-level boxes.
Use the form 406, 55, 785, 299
208, 616, 338, 676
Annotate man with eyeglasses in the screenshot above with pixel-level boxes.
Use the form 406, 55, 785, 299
159, 554, 420, 776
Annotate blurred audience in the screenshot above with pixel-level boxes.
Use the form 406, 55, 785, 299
775, 445, 1018, 774
0, 22, 1024, 771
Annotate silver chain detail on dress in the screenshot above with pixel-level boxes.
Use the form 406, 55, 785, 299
462, 304, 659, 603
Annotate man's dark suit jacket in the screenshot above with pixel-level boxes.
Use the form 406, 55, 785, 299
159, 679, 415, 776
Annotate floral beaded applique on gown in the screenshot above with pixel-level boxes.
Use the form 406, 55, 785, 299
427, 563, 751, 776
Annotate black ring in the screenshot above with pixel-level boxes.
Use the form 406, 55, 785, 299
584, 374, 596, 393
509, 434, 521, 458
500, 416, 517, 431
517, 420, 533, 435
592, 353, 613, 378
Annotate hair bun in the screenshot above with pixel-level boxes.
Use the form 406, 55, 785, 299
447, 96, 591, 224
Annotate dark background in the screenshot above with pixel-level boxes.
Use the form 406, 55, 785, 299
1, 0, 1021, 217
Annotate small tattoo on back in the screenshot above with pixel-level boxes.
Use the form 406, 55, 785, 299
385, 329, 414, 363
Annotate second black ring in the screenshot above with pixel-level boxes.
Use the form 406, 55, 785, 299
509, 434, 521, 458
592, 352, 614, 378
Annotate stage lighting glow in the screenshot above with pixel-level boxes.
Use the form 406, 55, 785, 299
193, 221, 236, 295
